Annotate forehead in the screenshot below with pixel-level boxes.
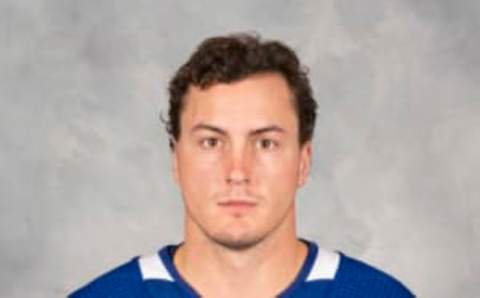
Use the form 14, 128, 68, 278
181, 73, 298, 133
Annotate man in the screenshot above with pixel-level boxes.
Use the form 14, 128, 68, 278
70, 33, 414, 297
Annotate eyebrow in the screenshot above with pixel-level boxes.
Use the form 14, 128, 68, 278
190, 123, 286, 136
250, 125, 286, 136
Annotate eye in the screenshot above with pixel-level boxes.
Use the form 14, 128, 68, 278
200, 137, 222, 149
256, 138, 278, 150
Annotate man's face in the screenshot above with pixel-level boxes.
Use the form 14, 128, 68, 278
172, 73, 311, 250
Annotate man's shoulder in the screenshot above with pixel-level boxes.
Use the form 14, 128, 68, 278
332, 252, 414, 297
69, 257, 144, 298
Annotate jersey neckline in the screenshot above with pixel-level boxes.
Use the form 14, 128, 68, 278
157, 239, 319, 297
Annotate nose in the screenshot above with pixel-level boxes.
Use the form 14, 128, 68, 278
226, 144, 251, 185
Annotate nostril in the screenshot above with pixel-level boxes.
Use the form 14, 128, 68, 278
226, 176, 250, 185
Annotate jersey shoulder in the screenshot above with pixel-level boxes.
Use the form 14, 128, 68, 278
333, 253, 415, 298
69, 257, 145, 298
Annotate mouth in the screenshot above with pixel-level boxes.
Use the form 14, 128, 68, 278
217, 200, 258, 213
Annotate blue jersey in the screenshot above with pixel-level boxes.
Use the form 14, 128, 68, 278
69, 240, 414, 297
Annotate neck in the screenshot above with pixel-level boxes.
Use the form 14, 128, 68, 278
174, 210, 308, 298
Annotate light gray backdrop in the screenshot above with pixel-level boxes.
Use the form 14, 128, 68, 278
1, 0, 479, 297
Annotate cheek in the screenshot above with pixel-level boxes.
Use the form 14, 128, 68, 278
252, 152, 300, 192
178, 153, 225, 196
193, 153, 225, 177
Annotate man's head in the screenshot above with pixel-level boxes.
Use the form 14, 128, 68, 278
165, 33, 317, 250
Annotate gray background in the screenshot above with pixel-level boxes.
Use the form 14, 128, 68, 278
1, 0, 479, 297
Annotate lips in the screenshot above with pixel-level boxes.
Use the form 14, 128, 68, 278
217, 200, 258, 212
218, 200, 257, 207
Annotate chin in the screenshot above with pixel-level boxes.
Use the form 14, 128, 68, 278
208, 231, 266, 251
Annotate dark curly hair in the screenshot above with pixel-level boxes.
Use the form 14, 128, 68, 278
165, 33, 317, 149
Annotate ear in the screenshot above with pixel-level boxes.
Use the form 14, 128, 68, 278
297, 141, 312, 187
171, 142, 180, 185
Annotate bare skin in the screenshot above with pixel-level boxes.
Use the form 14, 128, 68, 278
174, 226, 307, 297
171, 73, 312, 297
